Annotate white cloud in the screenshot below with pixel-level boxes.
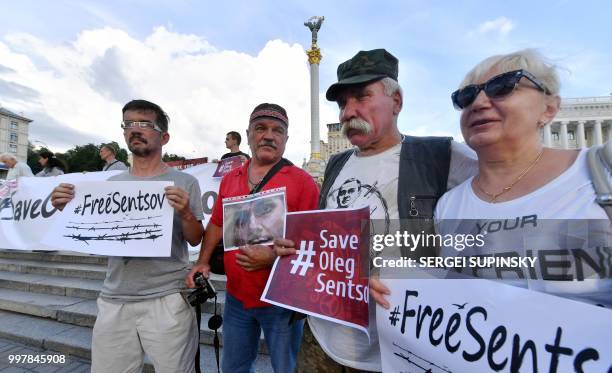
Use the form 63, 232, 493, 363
476, 17, 514, 36
553, 51, 612, 97
0, 27, 315, 163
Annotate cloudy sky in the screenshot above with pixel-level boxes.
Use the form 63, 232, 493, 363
1, 0, 610, 163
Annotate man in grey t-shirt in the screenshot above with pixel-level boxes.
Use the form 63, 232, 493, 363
51, 99, 204, 373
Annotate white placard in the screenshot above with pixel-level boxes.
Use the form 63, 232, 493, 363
42, 181, 174, 256
377, 279, 611, 373
0, 171, 121, 251
183, 163, 221, 227
1, 165, 223, 255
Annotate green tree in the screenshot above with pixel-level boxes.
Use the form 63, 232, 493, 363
64, 143, 104, 172
27, 142, 42, 174
162, 153, 186, 162
27, 141, 131, 174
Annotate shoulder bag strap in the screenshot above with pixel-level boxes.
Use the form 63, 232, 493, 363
250, 158, 293, 194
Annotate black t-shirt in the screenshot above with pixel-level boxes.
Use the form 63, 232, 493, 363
221, 151, 250, 160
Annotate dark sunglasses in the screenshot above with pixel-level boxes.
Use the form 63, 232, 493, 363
451, 69, 550, 110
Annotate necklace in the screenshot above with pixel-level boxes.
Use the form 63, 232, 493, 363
476, 149, 545, 203
247, 163, 263, 188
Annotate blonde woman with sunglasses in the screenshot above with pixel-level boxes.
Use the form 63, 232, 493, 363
434, 49, 611, 307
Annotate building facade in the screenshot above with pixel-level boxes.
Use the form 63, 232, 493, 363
320, 122, 354, 162
544, 96, 612, 149
0, 107, 32, 161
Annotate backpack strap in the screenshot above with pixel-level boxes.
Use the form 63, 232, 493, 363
587, 141, 612, 220
398, 135, 452, 219
103, 160, 120, 171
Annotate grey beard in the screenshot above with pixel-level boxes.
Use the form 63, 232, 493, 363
341, 118, 372, 138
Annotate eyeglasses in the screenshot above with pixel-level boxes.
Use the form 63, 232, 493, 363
120, 121, 163, 132
451, 69, 550, 110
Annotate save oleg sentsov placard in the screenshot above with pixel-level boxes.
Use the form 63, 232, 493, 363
261, 207, 370, 334
43, 181, 174, 256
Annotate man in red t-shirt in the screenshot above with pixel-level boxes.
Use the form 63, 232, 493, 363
187, 103, 319, 372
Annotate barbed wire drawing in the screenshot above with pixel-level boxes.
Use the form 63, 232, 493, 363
65, 214, 166, 245
392, 342, 451, 373
63, 229, 163, 245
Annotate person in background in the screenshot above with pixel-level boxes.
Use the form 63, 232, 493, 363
100, 144, 128, 171
221, 131, 250, 160
0, 153, 33, 179
36, 150, 66, 176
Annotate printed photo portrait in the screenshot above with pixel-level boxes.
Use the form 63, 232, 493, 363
223, 190, 287, 250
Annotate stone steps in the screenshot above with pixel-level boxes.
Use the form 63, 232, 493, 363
0, 271, 226, 314
0, 271, 102, 299
0, 250, 108, 265
0, 257, 227, 291
0, 258, 107, 280
0, 310, 272, 372
0, 288, 264, 352
0, 249, 272, 371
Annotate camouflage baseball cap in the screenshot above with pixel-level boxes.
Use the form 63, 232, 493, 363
326, 49, 398, 101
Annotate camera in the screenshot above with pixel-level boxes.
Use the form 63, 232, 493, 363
187, 272, 217, 306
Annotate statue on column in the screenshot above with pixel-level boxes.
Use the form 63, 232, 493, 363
304, 16, 324, 47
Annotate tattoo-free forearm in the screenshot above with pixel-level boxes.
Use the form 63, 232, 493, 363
181, 212, 204, 246
197, 222, 222, 265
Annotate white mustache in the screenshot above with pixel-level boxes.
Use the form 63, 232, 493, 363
341, 118, 372, 138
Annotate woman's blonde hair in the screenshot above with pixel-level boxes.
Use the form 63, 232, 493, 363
459, 49, 560, 96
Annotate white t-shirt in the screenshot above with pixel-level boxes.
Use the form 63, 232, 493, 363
7, 162, 33, 180
435, 149, 610, 306
310, 140, 477, 371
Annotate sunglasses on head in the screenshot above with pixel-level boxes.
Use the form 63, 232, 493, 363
451, 69, 550, 110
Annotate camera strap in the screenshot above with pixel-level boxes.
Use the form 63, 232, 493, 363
194, 295, 221, 373
212, 296, 221, 372
195, 302, 202, 373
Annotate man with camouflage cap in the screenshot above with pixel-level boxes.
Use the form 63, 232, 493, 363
275, 49, 477, 371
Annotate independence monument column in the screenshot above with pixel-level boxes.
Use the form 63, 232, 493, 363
304, 16, 325, 179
